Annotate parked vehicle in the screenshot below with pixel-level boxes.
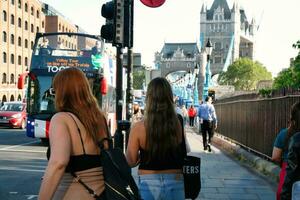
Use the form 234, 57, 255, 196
0, 102, 26, 129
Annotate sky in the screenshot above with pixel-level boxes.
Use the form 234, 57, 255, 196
41, 0, 300, 77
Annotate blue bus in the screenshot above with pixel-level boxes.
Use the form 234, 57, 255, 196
18, 32, 118, 143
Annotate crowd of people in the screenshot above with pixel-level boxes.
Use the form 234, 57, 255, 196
37, 67, 300, 200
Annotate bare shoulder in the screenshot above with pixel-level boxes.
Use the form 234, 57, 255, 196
50, 112, 72, 125
130, 121, 145, 137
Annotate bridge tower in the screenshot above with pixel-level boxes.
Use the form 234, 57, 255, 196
200, 0, 257, 76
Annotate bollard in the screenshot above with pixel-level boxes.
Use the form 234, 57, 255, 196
114, 129, 124, 152
118, 120, 131, 149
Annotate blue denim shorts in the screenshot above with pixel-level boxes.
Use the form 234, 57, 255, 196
138, 173, 184, 200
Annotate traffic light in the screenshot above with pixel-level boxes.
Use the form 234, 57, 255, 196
101, 0, 124, 46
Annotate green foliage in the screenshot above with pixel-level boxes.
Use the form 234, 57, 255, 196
258, 88, 273, 98
218, 58, 272, 90
273, 40, 300, 89
133, 70, 145, 89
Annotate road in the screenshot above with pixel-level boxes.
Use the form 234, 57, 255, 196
0, 128, 47, 200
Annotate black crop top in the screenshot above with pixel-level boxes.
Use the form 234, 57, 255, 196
47, 113, 102, 172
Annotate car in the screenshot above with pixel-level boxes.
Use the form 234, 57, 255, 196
0, 101, 26, 129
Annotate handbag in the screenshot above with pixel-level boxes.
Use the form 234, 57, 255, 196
71, 117, 141, 200
178, 114, 201, 199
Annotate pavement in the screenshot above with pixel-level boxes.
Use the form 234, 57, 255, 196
131, 125, 277, 200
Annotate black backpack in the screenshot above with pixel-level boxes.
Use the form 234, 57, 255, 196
71, 124, 141, 200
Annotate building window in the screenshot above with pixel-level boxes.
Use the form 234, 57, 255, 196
2, 73, 7, 84
3, 52, 7, 63
36, 26, 39, 33
25, 39, 28, 48
214, 57, 222, 64
11, 14, 14, 25
18, 0, 21, 8
166, 63, 170, 68
3, 11, 7, 22
30, 7, 34, 16
18, 18, 21, 27
18, 37, 21, 46
11, 0, 14, 5
24, 39, 28, 48
25, 21, 28, 30
31, 41, 33, 49
10, 74, 15, 84
36, 10, 39, 18
10, 54, 14, 64
18, 55, 21, 65
42, 21, 44, 28
30, 24, 34, 33
215, 42, 221, 50
3, 31, 7, 42
59, 24, 61, 31
10, 34, 14, 44
24, 57, 28, 66
24, 3, 28, 12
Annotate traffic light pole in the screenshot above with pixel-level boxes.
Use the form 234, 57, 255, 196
126, 48, 133, 121
114, 46, 124, 150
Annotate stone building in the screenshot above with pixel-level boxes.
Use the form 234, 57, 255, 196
200, 0, 256, 75
0, 0, 45, 102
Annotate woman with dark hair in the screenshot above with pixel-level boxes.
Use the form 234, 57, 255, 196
126, 77, 185, 200
38, 68, 107, 199
281, 101, 300, 200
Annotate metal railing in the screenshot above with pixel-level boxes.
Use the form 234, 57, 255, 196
215, 95, 300, 158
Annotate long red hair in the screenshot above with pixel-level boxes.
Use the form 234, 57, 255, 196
53, 68, 107, 143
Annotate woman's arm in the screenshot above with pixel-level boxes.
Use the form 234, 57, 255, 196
272, 147, 283, 163
38, 113, 72, 200
126, 122, 142, 167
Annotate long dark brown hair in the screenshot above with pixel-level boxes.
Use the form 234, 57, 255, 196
284, 101, 300, 151
144, 77, 182, 161
53, 68, 106, 144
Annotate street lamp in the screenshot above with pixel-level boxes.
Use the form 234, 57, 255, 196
193, 64, 199, 105
203, 38, 213, 100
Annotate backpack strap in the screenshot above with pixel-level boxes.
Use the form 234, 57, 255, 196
67, 113, 86, 155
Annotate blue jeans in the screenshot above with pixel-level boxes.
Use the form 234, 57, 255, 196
138, 173, 184, 200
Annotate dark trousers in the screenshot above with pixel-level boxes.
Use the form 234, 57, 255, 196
201, 120, 214, 148
189, 116, 195, 126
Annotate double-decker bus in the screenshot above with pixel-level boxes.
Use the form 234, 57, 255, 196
18, 32, 118, 143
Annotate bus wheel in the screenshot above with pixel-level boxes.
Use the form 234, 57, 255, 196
20, 119, 26, 129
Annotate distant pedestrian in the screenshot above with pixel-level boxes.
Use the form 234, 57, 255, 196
281, 101, 300, 200
126, 77, 185, 200
188, 105, 197, 127
181, 104, 188, 126
132, 103, 143, 124
198, 96, 217, 152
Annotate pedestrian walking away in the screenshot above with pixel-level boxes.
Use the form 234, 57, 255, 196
188, 105, 197, 127
38, 68, 108, 200
126, 77, 186, 200
272, 124, 292, 200
281, 101, 300, 200
198, 96, 217, 152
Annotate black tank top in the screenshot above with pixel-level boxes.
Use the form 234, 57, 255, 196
47, 113, 102, 172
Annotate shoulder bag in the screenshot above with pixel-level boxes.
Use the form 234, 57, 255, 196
178, 114, 201, 199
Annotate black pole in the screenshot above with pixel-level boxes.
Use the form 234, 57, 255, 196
126, 48, 133, 120
114, 46, 124, 150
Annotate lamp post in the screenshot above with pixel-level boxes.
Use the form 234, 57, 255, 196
203, 38, 213, 100
193, 64, 199, 105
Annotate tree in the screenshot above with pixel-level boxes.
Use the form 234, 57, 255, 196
273, 40, 300, 89
133, 70, 145, 89
218, 58, 272, 90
